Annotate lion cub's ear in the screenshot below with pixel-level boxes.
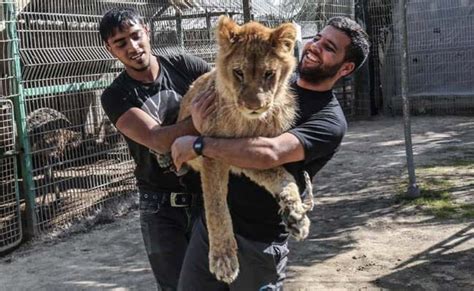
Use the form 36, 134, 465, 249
271, 23, 297, 54
216, 15, 241, 50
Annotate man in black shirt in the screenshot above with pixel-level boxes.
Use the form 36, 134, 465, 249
172, 16, 370, 290
99, 8, 211, 290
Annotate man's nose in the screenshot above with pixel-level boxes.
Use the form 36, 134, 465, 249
128, 39, 140, 51
310, 41, 322, 54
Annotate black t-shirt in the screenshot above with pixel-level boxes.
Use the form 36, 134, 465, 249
227, 81, 347, 243
101, 54, 211, 194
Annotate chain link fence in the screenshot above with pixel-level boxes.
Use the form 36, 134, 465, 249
366, 0, 474, 115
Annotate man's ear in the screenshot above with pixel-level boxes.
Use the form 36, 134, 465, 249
105, 42, 115, 57
142, 23, 150, 35
338, 62, 356, 78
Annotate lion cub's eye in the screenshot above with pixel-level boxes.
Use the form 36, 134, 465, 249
264, 70, 275, 80
233, 69, 244, 81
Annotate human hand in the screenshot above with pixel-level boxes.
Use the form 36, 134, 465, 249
171, 135, 198, 171
191, 87, 216, 134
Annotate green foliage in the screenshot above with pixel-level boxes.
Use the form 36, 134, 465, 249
397, 173, 474, 219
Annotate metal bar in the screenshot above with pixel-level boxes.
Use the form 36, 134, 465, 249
156, 11, 238, 21
7, 1, 37, 238
23, 80, 111, 97
205, 9, 212, 41
400, 0, 420, 198
242, 0, 252, 23
176, 12, 184, 49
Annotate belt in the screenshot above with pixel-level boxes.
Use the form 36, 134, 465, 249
140, 192, 193, 207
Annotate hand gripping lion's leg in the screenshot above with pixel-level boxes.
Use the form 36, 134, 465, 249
239, 167, 310, 240
201, 158, 239, 283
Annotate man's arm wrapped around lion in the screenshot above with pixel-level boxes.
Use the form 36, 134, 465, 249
175, 16, 310, 284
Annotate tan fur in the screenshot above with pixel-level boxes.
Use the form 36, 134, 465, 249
178, 16, 310, 283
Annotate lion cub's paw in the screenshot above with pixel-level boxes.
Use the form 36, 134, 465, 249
209, 245, 239, 284
281, 202, 310, 241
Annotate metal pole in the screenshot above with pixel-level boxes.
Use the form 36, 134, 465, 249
176, 12, 184, 49
400, 0, 420, 198
205, 9, 212, 41
242, 0, 252, 23
7, 2, 38, 237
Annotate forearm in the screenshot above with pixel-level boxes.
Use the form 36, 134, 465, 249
151, 118, 199, 153
116, 107, 199, 154
202, 133, 304, 169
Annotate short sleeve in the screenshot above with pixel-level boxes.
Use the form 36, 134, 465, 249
181, 54, 212, 80
100, 86, 134, 125
169, 54, 211, 84
287, 100, 347, 164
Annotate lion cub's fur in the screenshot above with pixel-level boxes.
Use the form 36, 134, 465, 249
178, 16, 310, 283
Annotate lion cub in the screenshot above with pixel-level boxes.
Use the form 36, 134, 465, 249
177, 16, 310, 283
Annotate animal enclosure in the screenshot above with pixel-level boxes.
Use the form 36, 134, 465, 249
1, 0, 472, 253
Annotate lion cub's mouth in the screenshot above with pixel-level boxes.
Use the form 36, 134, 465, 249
240, 107, 270, 119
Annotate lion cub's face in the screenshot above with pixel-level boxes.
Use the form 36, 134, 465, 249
215, 16, 297, 119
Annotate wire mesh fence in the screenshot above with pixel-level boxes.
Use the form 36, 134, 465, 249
0, 99, 22, 252
367, 0, 474, 115
5, 0, 138, 236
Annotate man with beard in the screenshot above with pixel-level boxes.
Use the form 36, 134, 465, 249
171, 16, 369, 290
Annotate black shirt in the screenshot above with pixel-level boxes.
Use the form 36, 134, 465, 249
227, 81, 347, 243
101, 54, 211, 194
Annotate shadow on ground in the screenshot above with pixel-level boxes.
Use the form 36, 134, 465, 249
375, 224, 474, 290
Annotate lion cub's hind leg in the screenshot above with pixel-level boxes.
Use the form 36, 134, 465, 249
238, 167, 310, 240
201, 158, 239, 283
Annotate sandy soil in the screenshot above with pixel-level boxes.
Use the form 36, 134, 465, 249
1, 116, 473, 290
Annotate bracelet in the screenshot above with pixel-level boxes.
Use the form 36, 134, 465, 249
193, 136, 205, 156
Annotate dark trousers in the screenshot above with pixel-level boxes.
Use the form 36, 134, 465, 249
178, 216, 289, 291
139, 194, 199, 291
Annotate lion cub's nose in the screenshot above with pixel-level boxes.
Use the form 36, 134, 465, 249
241, 97, 268, 112
244, 102, 265, 111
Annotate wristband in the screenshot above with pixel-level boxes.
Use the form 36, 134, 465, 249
193, 136, 205, 156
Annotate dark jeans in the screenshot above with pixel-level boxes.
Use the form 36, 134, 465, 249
139, 194, 199, 291
178, 216, 289, 291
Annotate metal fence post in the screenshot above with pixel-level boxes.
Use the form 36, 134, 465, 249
176, 12, 184, 49
243, 0, 252, 23
7, 2, 38, 237
400, 0, 420, 198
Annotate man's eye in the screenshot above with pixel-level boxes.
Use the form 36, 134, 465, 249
117, 42, 126, 48
132, 32, 143, 41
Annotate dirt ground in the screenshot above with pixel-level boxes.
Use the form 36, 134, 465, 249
1, 116, 473, 290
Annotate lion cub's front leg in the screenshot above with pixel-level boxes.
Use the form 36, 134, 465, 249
201, 158, 239, 283
239, 167, 311, 240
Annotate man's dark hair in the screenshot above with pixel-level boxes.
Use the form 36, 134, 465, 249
327, 16, 370, 71
99, 7, 145, 42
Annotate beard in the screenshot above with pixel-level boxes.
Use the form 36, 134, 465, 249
297, 56, 343, 83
